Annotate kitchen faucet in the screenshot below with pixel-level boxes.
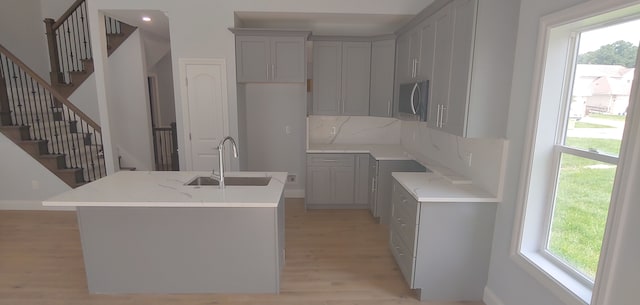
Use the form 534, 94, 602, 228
212, 136, 239, 188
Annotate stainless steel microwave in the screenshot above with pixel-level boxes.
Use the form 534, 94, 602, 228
398, 81, 429, 121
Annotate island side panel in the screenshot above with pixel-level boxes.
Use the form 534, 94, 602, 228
77, 206, 279, 294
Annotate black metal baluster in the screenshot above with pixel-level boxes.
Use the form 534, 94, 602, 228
38, 87, 57, 154
60, 106, 75, 168
48, 92, 65, 158
81, 2, 91, 60
1, 56, 16, 125
55, 28, 66, 84
7, 61, 23, 126
72, 11, 82, 71
62, 22, 72, 81
85, 126, 97, 181
27, 78, 44, 141
16, 69, 34, 132
93, 131, 104, 178
76, 119, 90, 181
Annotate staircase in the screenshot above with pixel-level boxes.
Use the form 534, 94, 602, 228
44, 0, 136, 98
0, 0, 135, 188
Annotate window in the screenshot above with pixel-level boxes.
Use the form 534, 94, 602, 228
514, 4, 640, 304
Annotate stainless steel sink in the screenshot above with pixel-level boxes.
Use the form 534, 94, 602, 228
185, 176, 271, 186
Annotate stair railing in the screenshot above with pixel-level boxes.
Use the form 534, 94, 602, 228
44, 0, 125, 85
152, 122, 180, 171
0, 43, 106, 183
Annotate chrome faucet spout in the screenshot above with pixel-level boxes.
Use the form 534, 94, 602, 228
216, 136, 239, 188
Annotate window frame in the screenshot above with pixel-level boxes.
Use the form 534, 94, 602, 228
511, 2, 640, 305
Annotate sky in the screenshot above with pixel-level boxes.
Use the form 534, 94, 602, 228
578, 18, 640, 54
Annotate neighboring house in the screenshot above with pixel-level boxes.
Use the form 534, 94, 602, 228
573, 64, 634, 115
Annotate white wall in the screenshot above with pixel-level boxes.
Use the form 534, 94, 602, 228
483, 0, 592, 304
0, 0, 50, 79
148, 51, 176, 127
107, 30, 154, 171
245, 83, 307, 194
40, 0, 76, 21
0, 133, 71, 210
68, 73, 100, 122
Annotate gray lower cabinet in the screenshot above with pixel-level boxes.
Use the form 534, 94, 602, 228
306, 153, 369, 209
370, 160, 426, 224
390, 179, 496, 301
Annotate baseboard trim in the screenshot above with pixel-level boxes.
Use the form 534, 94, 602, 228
284, 189, 304, 198
0, 200, 76, 211
484, 286, 505, 305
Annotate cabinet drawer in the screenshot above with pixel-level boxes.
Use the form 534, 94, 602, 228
392, 181, 420, 225
390, 212, 418, 254
307, 154, 354, 167
390, 230, 415, 286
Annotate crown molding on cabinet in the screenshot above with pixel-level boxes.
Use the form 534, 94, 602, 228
395, 0, 451, 36
228, 28, 311, 38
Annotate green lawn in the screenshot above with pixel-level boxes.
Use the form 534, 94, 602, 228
565, 137, 621, 156
548, 137, 621, 279
574, 121, 613, 128
589, 113, 626, 122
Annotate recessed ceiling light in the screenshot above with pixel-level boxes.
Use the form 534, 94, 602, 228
142, 16, 151, 22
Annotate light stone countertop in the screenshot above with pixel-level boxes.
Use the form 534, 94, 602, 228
307, 144, 413, 160
307, 143, 471, 184
392, 172, 498, 202
43, 171, 287, 208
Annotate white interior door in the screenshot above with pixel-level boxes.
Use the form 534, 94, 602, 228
180, 59, 229, 171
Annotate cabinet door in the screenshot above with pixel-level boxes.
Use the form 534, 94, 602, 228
271, 37, 306, 82
376, 160, 426, 224
428, 4, 454, 129
408, 29, 422, 80
395, 33, 412, 84
236, 36, 270, 82
368, 158, 378, 216
418, 18, 436, 91
341, 41, 371, 116
312, 41, 342, 115
354, 154, 370, 206
443, 0, 477, 136
332, 166, 355, 204
306, 166, 332, 205
370, 40, 396, 117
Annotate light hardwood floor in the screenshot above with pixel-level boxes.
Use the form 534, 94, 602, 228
0, 198, 484, 305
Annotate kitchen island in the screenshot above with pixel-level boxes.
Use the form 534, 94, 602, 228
43, 171, 287, 294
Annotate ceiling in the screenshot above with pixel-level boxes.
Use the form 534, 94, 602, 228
100, 10, 417, 41
235, 12, 415, 36
103, 10, 170, 40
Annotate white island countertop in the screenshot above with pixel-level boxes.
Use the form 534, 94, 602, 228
43, 171, 287, 208
392, 172, 498, 202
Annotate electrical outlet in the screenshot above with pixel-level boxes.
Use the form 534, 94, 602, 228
287, 174, 297, 183
462, 152, 473, 167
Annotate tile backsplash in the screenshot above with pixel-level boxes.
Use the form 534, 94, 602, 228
400, 121, 508, 198
307, 115, 402, 145
306, 115, 508, 198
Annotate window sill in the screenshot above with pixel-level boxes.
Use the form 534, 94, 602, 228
512, 250, 592, 305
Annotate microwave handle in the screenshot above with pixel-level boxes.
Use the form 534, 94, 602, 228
410, 82, 419, 115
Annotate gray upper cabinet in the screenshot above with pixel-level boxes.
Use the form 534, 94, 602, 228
235, 35, 306, 83
369, 39, 396, 117
312, 41, 371, 116
427, 3, 454, 131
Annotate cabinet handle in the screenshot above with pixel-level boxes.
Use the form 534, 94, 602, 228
320, 159, 338, 162
271, 64, 275, 80
437, 104, 442, 127
266, 64, 270, 80
440, 105, 447, 128
371, 177, 375, 192
387, 100, 392, 116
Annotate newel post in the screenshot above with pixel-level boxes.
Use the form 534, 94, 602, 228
44, 18, 62, 85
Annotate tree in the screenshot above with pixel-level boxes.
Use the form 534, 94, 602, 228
577, 40, 638, 68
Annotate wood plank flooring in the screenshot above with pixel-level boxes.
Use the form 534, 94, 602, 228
0, 198, 484, 305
